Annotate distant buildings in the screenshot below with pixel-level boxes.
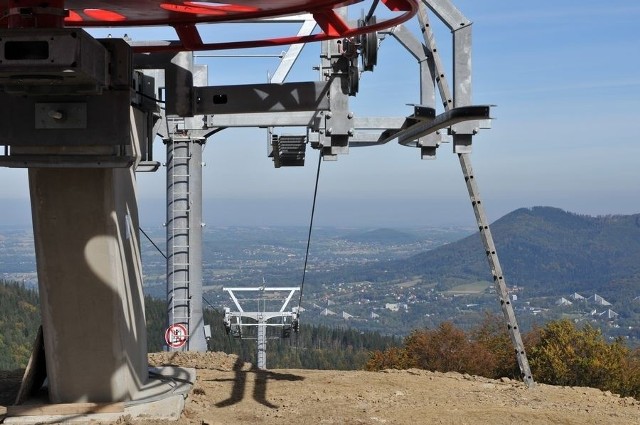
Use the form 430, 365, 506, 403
556, 292, 618, 321
385, 303, 400, 312
599, 309, 619, 320
588, 294, 612, 306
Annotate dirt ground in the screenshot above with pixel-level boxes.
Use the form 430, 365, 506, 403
2, 352, 640, 424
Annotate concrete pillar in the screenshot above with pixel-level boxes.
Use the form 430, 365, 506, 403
29, 167, 148, 403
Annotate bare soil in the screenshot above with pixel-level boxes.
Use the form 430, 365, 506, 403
2, 352, 640, 424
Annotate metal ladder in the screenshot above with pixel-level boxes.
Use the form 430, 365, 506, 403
168, 134, 192, 349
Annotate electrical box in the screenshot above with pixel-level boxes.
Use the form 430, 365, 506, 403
0, 28, 109, 95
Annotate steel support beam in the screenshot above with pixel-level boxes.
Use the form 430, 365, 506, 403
420, 0, 534, 386
257, 322, 267, 369
377, 106, 490, 145
165, 137, 207, 352
269, 18, 317, 84
159, 53, 210, 352
458, 153, 535, 387
193, 82, 330, 115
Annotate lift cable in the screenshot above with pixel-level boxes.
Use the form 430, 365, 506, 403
139, 227, 167, 259
202, 295, 216, 310
297, 150, 323, 311
366, 0, 380, 22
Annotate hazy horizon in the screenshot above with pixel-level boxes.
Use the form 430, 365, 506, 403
1, 195, 637, 229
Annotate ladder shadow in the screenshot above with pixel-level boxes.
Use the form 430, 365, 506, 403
211, 357, 304, 409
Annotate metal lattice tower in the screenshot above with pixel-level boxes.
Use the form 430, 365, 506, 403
165, 134, 206, 351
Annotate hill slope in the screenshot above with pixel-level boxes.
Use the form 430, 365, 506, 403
359, 207, 640, 298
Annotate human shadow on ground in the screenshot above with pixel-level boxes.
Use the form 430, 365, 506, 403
211, 357, 304, 409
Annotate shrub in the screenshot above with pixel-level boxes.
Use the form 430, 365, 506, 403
528, 319, 631, 395
472, 313, 520, 379
365, 347, 409, 371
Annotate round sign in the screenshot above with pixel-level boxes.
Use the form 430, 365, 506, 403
165, 324, 188, 349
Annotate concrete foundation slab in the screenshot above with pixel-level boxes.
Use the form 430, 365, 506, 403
3, 367, 195, 424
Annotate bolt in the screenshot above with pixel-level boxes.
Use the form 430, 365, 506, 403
48, 110, 64, 120
326, 112, 332, 119
347, 112, 354, 119
327, 128, 332, 135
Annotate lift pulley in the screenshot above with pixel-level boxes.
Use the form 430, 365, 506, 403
360, 15, 378, 71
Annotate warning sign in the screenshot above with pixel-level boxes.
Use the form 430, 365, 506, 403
165, 323, 188, 349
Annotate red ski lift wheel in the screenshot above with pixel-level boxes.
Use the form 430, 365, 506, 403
0, 0, 419, 52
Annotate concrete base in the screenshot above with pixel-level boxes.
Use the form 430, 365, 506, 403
3, 367, 195, 424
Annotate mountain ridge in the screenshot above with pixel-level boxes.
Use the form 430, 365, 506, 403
352, 206, 640, 300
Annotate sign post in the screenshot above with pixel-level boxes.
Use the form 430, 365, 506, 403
165, 324, 188, 349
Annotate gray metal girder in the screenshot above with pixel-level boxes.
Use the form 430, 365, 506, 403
379, 105, 490, 145
193, 82, 330, 115
207, 114, 405, 130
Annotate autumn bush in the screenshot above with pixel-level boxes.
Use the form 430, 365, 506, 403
365, 316, 640, 399
528, 319, 639, 398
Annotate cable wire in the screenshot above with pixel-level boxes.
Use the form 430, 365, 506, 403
202, 295, 216, 310
366, 0, 380, 22
297, 150, 323, 311
140, 227, 167, 259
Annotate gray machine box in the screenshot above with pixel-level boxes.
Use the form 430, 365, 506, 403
0, 28, 109, 94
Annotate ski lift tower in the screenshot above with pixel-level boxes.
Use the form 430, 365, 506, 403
0, 0, 538, 407
223, 286, 300, 370
0, 0, 419, 404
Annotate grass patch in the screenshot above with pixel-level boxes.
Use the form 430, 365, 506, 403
444, 281, 491, 294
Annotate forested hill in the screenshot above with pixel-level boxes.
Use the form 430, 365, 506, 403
358, 207, 640, 299
0, 282, 40, 370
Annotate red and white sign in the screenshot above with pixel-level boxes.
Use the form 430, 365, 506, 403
165, 323, 188, 349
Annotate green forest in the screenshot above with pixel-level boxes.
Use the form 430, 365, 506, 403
0, 281, 40, 370
0, 280, 400, 371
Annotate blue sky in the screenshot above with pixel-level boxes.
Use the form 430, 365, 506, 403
1, 0, 639, 228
